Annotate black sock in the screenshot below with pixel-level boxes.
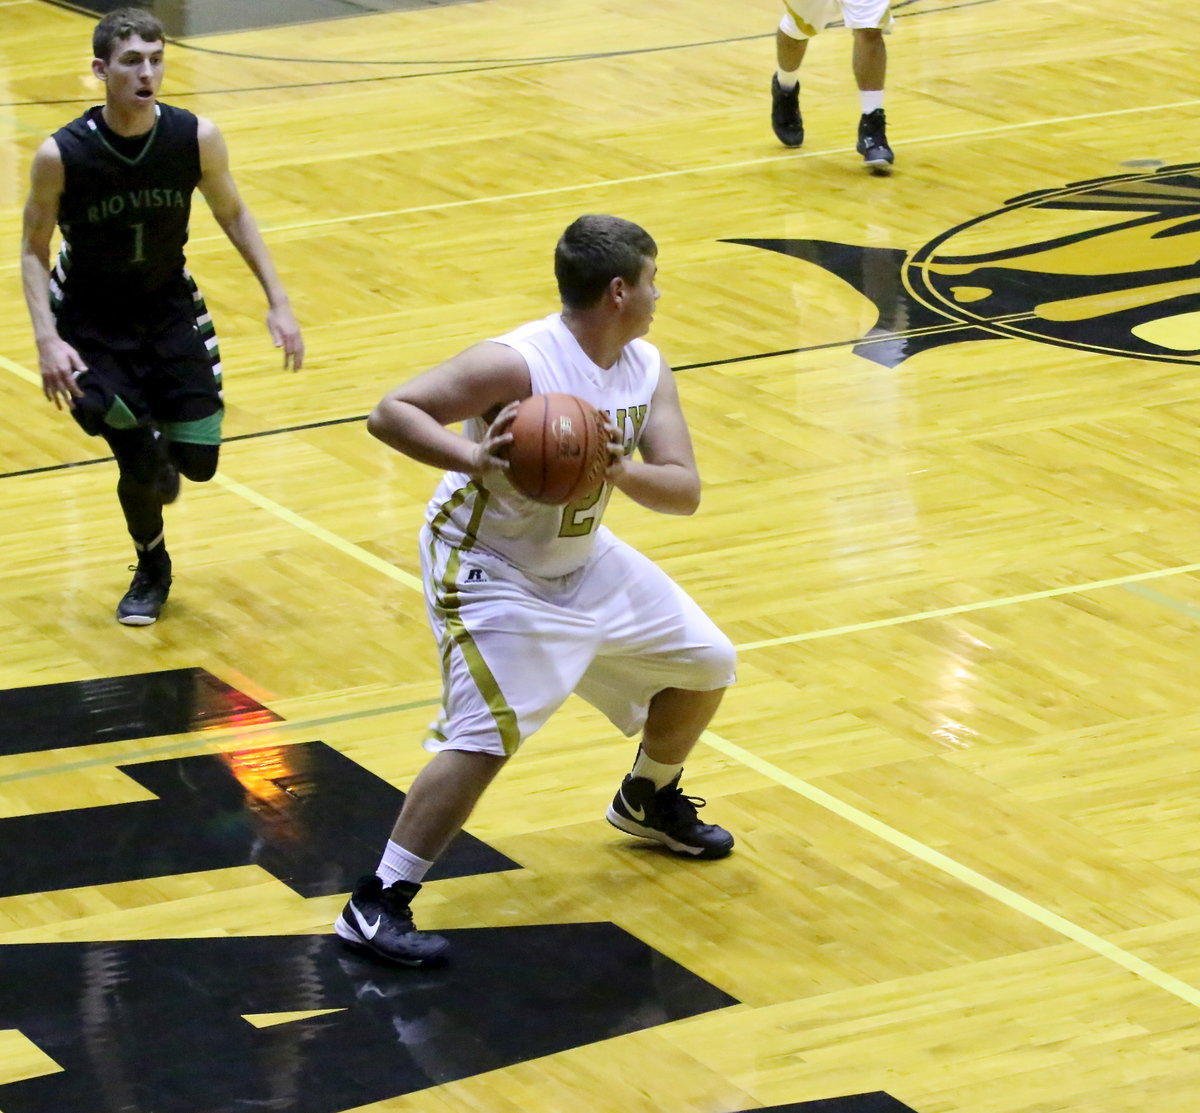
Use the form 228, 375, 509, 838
134, 533, 170, 572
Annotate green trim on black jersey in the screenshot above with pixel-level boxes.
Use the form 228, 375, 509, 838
103, 395, 139, 430
86, 105, 162, 167
163, 410, 224, 446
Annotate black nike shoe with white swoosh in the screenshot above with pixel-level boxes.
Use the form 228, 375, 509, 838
334, 875, 449, 966
605, 774, 734, 859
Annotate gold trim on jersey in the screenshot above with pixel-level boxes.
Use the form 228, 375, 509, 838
429, 479, 489, 550
782, 1, 819, 37
426, 516, 521, 756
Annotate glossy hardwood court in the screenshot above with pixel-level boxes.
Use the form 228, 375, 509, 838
2, 0, 1200, 1111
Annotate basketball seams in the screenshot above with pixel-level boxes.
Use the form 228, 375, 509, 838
508, 392, 606, 505
583, 406, 607, 491
535, 392, 550, 501
575, 396, 591, 494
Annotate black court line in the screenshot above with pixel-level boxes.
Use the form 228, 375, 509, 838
11, 0, 1003, 107
116, 0, 997, 66
0, 319, 990, 483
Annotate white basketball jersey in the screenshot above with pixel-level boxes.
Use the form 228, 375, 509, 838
425, 313, 661, 578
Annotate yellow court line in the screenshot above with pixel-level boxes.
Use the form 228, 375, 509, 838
0, 347, 405, 593
208, 455, 1200, 639
0, 694, 443, 786
738, 563, 1200, 650
4, 350, 1199, 644
702, 728, 1200, 1009
5, 343, 1199, 1006
209, 473, 1200, 646
215, 96, 1200, 239
0, 353, 40, 387
5, 334, 1197, 995
0, 95, 1195, 279
212, 472, 423, 592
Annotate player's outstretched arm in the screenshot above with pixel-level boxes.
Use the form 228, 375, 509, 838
607, 359, 702, 515
197, 118, 304, 370
20, 138, 86, 409
367, 341, 532, 480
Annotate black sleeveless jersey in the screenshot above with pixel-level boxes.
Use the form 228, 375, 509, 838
53, 103, 201, 319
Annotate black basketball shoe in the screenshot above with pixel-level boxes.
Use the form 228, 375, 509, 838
116, 553, 172, 626
771, 74, 804, 147
335, 875, 449, 967
606, 774, 734, 859
856, 108, 894, 172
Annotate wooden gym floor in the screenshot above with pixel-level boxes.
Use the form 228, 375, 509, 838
1, 1, 1200, 1111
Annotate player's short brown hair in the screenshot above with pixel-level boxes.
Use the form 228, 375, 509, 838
93, 7, 165, 62
555, 215, 657, 309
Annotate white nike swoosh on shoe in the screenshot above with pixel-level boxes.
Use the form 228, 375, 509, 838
351, 902, 382, 940
619, 787, 647, 823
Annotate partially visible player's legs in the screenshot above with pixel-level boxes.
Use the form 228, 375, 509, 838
121, 304, 223, 622
167, 438, 219, 487
771, 10, 810, 147
851, 25, 894, 170
641, 684, 727, 764
572, 534, 738, 858
59, 285, 223, 624
102, 430, 220, 626
389, 749, 508, 861
335, 749, 505, 968
607, 685, 735, 859
145, 434, 220, 505
152, 274, 225, 505
852, 25, 886, 95
105, 426, 176, 626
337, 532, 596, 966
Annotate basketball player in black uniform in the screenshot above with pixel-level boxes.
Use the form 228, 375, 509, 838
20, 7, 304, 625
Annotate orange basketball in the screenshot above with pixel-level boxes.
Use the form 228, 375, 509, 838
506, 393, 610, 505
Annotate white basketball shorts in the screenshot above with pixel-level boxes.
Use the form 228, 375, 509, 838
781, 0, 893, 38
419, 523, 737, 756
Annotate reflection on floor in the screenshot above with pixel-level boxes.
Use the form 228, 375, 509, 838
0, 740, 519, 898
0, 927, 737, 1113
0, 667, 280, 756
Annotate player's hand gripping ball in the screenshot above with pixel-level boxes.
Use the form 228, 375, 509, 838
506, 393, 610, 505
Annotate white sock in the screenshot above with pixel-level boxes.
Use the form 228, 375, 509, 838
776, 68, 800, 92
377, 840, 433, 887
860, 90, 884, 114
631, 750, 683, 791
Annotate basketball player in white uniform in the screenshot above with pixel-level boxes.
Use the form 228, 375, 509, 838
770, 0, 896, 171
335, 215, 737, 966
